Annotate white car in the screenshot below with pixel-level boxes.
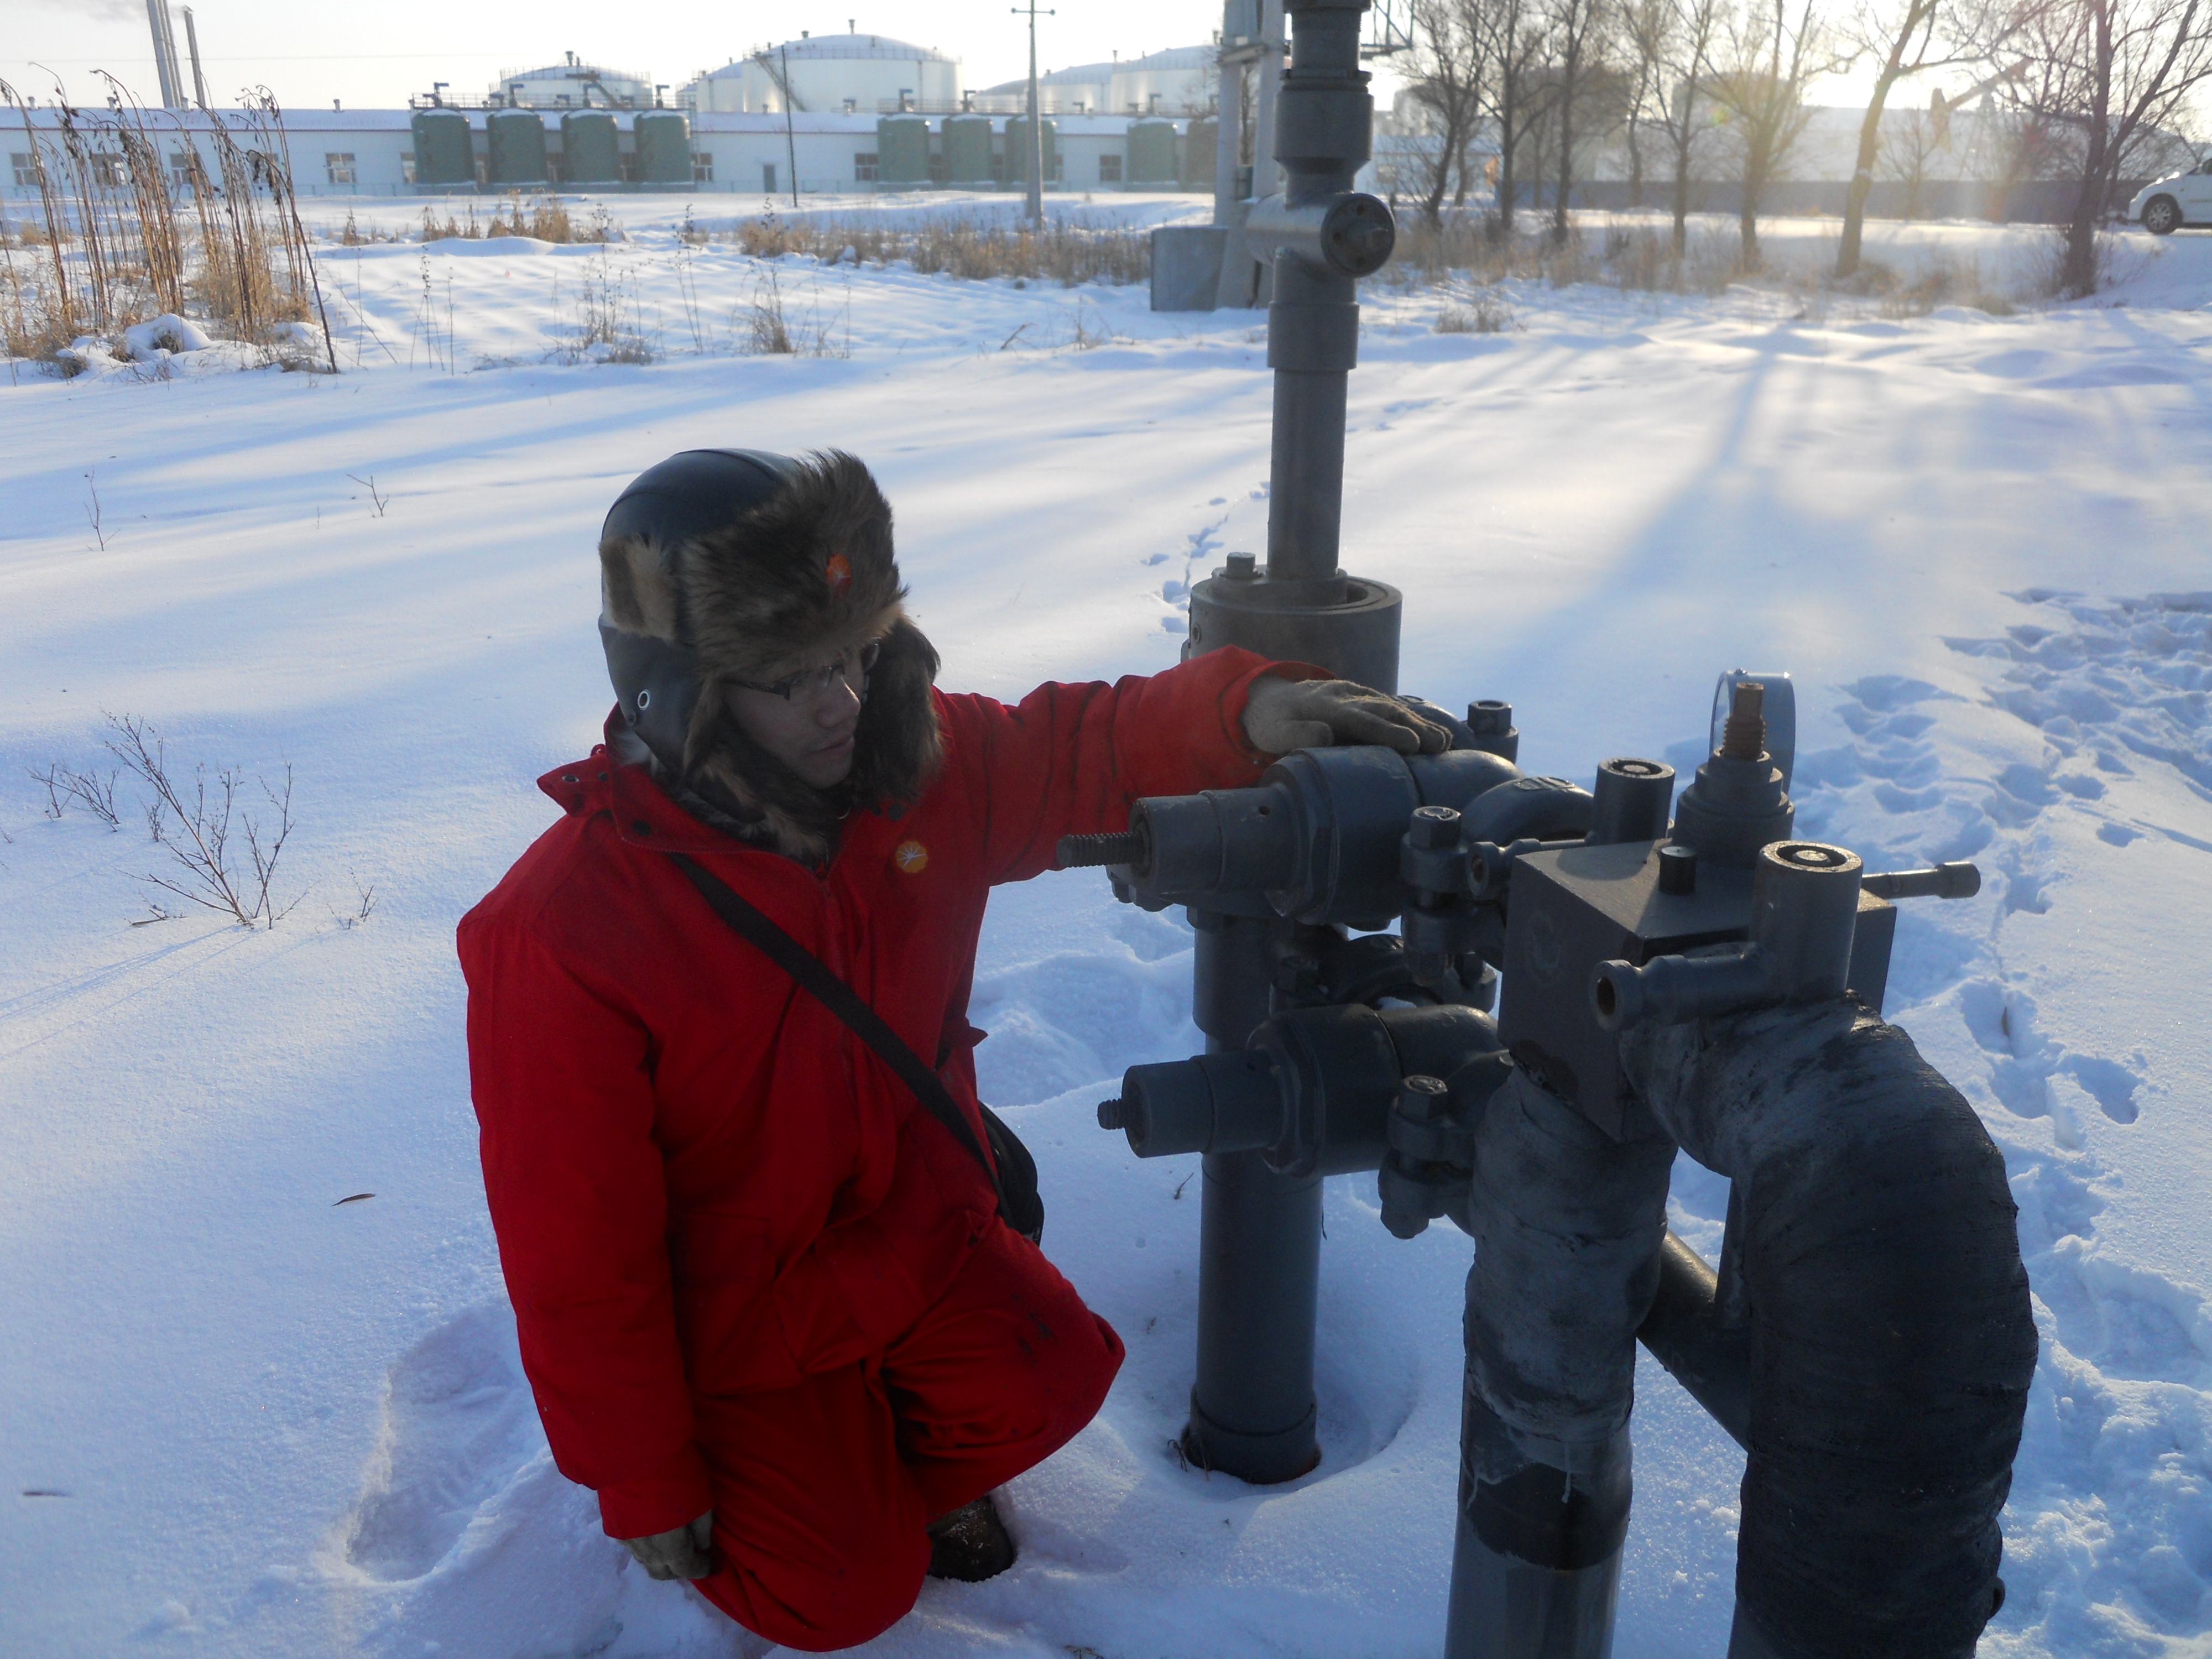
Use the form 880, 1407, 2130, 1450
2131, 156, 2212, 234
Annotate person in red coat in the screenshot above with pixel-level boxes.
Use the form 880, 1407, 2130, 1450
458, 448, 1447, 1652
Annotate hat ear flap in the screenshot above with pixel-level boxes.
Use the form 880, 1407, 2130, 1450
601, 533, 681, 641
842, 615, 943, 811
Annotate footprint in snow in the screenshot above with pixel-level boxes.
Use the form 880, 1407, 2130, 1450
1783, 594, 2212, 1648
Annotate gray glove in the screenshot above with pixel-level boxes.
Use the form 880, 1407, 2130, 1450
622, 1511, 715, 1580
1242, 675, 1452, 757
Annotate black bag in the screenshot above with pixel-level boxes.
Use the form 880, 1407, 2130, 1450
669, 853, 1045, 1244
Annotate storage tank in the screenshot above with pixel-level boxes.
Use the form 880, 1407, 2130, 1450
633, 111, 693, 186
487, 110, 549, 185
1128, 118, 1177, 186
1003, 115, 1057, 188
1181, 117, 1218, 191
410, 109, 476, 188
560, 111, 622, 184
876, 115, 930, 186
942, 113, 994, 187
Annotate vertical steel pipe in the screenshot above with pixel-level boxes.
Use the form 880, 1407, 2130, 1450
1176, 0, 1396, 1487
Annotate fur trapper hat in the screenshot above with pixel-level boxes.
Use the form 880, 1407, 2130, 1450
598, 448, 942, 862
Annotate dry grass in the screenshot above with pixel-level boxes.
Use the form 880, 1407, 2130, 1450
728, 210, 1149, 287
1436, 293, 1517, 333
1384, 212, 1751, 298
417, 194, 613, 246
1877, 258, 2018, 317
1, 79, 334, 370
737, 264, 850, 358
551, 246, 656, 364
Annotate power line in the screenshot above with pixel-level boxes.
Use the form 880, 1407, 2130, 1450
3, 52, 522, 64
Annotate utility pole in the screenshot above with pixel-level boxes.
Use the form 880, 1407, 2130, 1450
1010, 0, 1055, 223
781, 44, 800, 208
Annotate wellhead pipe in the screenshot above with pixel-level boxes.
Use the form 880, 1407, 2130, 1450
1174, 0, 1400, 1485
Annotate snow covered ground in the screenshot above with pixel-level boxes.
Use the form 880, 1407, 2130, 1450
3, 199, 2209, 1658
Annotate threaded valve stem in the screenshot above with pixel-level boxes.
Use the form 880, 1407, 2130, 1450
1057, 830, 1145, 870
1097, 1097, 1130, 1130
1720, 681, 1767, 760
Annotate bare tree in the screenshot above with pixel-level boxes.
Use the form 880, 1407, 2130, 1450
1639, 0, 1731, 247
1471, 0, 1561, 232
1547, 0, 1616, 238
1835, 0, 2017, 275
2005, 0, 2212, 293
1407, 0, 1493, 222
1620, 0, 1674, 202
1880, 101, 1948, 210
1978, 87, 2078, 214
1709, 0, 1854, 263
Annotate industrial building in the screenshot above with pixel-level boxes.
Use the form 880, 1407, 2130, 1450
486, 54, 659, 111
0, 18, 1227, 200
1, 104, 1218, 200
684, 33, 963, 116
975, 46, 1216, 117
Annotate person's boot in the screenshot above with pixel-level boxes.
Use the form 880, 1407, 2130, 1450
925, 1494, 1016, 1582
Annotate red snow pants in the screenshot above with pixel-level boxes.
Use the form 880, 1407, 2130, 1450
685, 1217, 1124, 1652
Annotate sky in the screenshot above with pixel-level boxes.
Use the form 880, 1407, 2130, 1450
4, 0, 1256, 112
0, 0, 1923, 117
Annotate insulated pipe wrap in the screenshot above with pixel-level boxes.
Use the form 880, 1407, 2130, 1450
1620, 1004, 2037, 1658
1464, 1069, 1676, 1452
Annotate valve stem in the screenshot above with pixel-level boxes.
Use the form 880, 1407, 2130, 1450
1719, 681, 1767, 761
1057, 830, 1145, 869
1097, 1097, 1130, 1130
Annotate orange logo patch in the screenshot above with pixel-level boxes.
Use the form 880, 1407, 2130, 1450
825, 553, 853, 596
894, 839, 930, 874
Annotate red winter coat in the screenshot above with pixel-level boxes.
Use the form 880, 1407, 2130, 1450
458, 648, 1301, 1541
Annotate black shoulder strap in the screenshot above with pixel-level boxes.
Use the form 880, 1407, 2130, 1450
667, 852, 1011, 1223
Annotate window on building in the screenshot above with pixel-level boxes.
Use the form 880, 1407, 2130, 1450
763, 161, 777, 194
1098, 154, 1123, 183
11, 152, 39, 188
854, 151, 878, 182
401, 150, 418, 185
325, 152, 357, 185
168, 151, 197, 189
91, 152, 123, 188
692, 151, 714, 182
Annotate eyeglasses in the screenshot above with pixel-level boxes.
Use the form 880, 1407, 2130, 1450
730, 639, 881, 703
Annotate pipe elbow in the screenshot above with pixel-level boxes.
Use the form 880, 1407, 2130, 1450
1623, 1003, 2036, 1657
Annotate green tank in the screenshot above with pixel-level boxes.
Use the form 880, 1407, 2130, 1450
410, 109, 474, 189
942, 114, 994, 188
877, 116, 930, 187
1003, 116, 1057, 189
1128, 118, 1177, 186
559, 111, 621, 185
633, 111, 692, 187
487, 110, 549, 186
1181, 117, 1218, 191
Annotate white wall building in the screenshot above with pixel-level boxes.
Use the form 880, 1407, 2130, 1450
684, 32, 962, 116
2, 106, 1212, 200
